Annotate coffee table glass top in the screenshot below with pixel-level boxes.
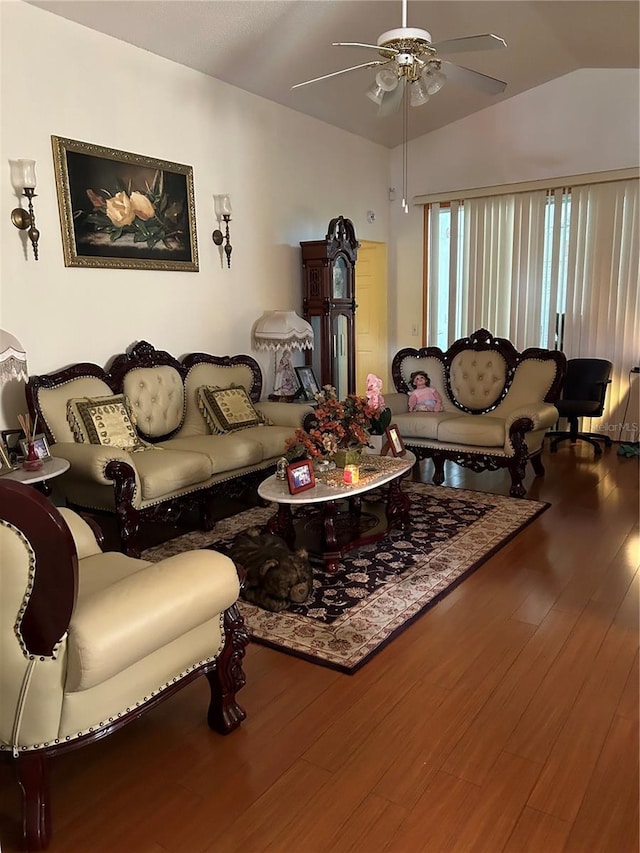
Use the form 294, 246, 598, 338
258, 452, 415, 505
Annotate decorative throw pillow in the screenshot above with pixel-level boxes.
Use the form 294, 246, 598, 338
197, 385, 265, 434
67, 394, 148, 452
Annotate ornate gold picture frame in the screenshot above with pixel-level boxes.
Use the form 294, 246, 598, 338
51, 136, 199, 271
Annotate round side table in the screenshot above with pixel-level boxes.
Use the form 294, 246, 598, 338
1, 457, 70, 496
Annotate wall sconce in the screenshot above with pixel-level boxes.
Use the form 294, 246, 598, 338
11, 160, 40, 260
212, 194, 232, 268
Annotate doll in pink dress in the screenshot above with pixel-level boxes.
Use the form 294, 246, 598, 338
408, 371, 443, 412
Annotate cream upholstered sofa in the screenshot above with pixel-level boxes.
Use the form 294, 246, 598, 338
0, 478, 248, 850
26, 341, 312, 557
388, 329, 566, 497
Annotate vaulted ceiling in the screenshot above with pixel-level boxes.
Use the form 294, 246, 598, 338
29, 0, 640, 148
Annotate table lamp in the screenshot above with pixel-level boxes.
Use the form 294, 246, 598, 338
253, 311, 313, 400
0, 330, 27, 385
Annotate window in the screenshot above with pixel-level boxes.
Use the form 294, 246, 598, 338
427, 191, 571, 351
424, 177, 639, 441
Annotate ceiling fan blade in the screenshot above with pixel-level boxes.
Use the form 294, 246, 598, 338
441, 60, 507, 95
432, 34, 507, 54
291, 60, 384, 90
333, 41, 399, 56
377, 79, 405, 117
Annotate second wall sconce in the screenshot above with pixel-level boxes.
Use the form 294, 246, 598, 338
212, 194, 232, 268
11, 159, 40, 260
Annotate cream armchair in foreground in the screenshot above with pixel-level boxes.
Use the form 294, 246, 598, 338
0, 480, 248, 851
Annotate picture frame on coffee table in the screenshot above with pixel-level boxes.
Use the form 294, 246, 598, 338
383, 424, 406, 457
287, 459, 316, 494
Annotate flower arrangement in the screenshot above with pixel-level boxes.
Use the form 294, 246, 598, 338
285, 378, 391, 461
82, 170, 186, 250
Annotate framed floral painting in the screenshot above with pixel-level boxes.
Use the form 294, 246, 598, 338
51, 136, 199, 271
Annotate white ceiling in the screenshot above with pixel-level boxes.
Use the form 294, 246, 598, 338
28, 0, 639, 148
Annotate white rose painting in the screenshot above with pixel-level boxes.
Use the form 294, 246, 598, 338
52, 136, 198, 271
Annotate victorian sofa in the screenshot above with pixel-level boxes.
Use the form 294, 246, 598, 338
387, 329, 566, 497
0, 478, 248, 850
26, 341, 313, 557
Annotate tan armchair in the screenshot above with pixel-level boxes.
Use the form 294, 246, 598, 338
0, 480, 248, 851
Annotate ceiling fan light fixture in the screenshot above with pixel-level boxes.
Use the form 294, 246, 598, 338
375, 67, 399, 91
365, 80, 386, 105
409, 78, 430, 107
423, 64, 446, 95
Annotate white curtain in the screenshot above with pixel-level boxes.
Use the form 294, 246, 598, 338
426, 178, 639, 442
563, 180, 639, 441
462, 191, 550, 350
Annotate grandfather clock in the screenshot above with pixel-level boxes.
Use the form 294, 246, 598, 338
300, 216, 358, 399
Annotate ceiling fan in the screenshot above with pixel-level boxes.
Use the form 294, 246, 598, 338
292, 0, 508, 118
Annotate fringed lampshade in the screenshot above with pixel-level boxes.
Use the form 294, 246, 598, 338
253, 311, 314, 352
0, 330, 27, 385
253, 311, 313, 399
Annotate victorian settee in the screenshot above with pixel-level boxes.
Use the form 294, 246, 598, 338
386, 329, 566, 497
0, 479, 248, 850
26, 341, 312, 557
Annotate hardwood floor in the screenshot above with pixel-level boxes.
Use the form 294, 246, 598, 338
1, 443, 638, 852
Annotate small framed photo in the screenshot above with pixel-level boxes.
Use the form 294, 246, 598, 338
286, 459, 316, 494
0, 439, 14, 474
384, 424, 406, 457
295, 366, 320, 401
19, 434, 51, 461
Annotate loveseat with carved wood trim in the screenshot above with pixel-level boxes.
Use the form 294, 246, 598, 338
26, 341, 312, 557
386, 329, 566, 497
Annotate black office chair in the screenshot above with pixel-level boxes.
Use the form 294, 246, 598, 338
549, 358, 613, 455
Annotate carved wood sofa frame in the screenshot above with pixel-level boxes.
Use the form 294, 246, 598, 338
391, 329, 566, 497
25, 341, 286, 558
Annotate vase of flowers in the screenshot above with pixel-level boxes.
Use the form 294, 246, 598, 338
284, 380, 391, 467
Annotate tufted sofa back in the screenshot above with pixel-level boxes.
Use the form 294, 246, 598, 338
449, 350, 507, 410
36, 375, 114, 444
392, 328, 565, 415
27, 342, 266, 448
178, 361, 257, 438
124, 366, 185, 439
392, 355, 455, 410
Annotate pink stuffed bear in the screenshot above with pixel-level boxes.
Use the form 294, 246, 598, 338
366, 373, 385, 410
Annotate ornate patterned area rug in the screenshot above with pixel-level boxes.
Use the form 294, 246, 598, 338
142, 483, 548, 673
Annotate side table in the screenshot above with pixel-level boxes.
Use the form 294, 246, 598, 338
1, 457, 70, 496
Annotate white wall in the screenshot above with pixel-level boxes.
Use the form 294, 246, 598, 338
0, 0, 390, 427
389, 68, 640, 352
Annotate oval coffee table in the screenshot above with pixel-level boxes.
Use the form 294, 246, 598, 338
257, 452, 415, 573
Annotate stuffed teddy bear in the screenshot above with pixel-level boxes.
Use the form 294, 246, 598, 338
229, 529, 313, 612
366, 373, 385, 410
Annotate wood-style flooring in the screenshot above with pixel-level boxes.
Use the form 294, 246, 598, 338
1, 442, 638, 852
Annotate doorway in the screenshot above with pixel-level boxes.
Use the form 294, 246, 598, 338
355, 240, 390, 394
